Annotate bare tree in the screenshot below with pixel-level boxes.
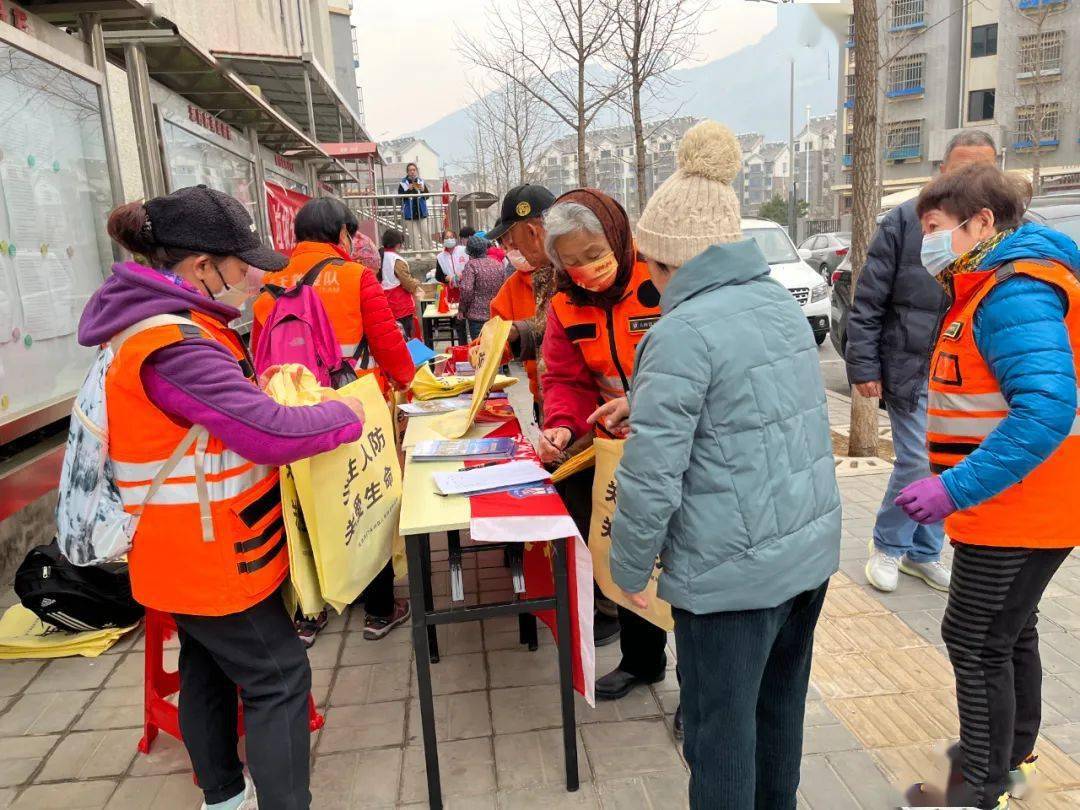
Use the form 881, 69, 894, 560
460, 0, 624, 187
468, 58, 557, 188
1008, 2, 1059, 195
601, 0, 706, 212
848, 0, 881, 458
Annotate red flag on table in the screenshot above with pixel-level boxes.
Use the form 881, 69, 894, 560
466, 425, 596, 706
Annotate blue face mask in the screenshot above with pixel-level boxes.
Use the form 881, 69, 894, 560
920, 219, 969, 276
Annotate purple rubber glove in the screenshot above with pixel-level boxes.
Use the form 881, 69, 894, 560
895, 477, 957, 525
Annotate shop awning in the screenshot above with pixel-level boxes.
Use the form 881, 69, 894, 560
24, 2, 360, 183
214, 52, 371, 146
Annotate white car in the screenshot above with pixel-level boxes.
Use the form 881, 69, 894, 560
741, 217, 831, 345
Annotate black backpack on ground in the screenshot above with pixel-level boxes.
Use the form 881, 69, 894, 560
14, 541, 144, 632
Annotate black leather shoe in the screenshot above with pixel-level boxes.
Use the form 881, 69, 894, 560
595, 667, 663, 701
673, 705, 683, 740
593, 611, 620, 647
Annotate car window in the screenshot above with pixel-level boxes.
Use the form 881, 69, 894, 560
1047, 216, 1080, 244
745, 227, 800, 265
812, 236, 826, 250
800, 236, 815, 249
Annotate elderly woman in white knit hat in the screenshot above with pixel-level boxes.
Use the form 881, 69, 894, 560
605, 121, 842, 809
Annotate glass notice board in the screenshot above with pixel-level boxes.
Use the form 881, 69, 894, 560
0, 41, 113, 432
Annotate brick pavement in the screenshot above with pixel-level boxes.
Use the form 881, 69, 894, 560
1, 391, 1080, 807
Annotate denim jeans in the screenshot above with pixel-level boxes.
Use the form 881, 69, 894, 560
673, 581, 828, 810
873, 387, 945, 562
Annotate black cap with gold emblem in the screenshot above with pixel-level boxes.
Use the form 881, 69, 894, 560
486, 183, 557, 242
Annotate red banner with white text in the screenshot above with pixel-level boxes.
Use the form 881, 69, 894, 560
265, 181, 311, 255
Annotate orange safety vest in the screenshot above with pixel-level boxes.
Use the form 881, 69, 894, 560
254, 241, 366, 356
490, 269, 540, 400
550, 259, 661, 429
107, 311, 287, 615
927, 257, 1080, 548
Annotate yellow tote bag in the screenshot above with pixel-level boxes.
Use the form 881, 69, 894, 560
589, 438, 673, 631
280, 466, 330, 617
266, 367, 402, 609
409, 364, 517, 401
430, 317, 514, 439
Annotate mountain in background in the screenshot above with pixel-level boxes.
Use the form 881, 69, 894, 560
404, 5, 839, 173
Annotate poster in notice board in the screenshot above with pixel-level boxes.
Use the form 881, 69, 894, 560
0, 42, 113, 426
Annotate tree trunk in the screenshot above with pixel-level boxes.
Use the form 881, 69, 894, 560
632, 83, 647, 214
849, 0, 881, 458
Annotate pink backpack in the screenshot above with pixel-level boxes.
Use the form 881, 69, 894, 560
252, 258, 358, 389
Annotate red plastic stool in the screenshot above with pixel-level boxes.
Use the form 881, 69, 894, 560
138, 608, 324, 755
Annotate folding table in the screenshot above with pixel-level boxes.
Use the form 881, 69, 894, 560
398, 413, 579, 810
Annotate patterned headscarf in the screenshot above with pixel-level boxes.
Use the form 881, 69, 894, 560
553, 188, 635, 307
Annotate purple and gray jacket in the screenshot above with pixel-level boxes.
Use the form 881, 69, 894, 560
78, 262, 362, 465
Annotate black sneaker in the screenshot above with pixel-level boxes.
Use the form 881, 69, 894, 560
295, 609, 328, 648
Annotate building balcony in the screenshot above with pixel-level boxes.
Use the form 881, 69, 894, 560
1018, 0, 1068, 9
886, 145, 922, 161
886, 85, 925, 99
889, 20, 927, 33
1013, 137, 1060, 150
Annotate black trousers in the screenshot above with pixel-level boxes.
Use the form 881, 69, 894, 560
359, 561, 396, 618
555, 465, 667, 679
398, 315, 414, 340
942, 543, 1071, 808
673, 581, 828, 810
173, 591, 312, 810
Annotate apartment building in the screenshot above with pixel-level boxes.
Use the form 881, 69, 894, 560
531, 117, 700, 217
733, 116, 836, 217
836, 0, 1080, 214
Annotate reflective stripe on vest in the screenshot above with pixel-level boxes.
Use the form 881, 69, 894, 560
928, 387, 1080, 438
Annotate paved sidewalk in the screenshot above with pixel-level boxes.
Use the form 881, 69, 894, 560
1, 393, 1079, 807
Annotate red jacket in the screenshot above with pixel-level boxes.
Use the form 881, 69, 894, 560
254, 242, 415, 389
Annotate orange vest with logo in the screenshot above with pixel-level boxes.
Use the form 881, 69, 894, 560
927, 258, 1080, 548
490, 270, 540, 400
107, 312, 287, 615
550, 260, 661, 431
254, 241, 366, 355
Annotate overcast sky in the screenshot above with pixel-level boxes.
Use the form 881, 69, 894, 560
353, 0, 779, 139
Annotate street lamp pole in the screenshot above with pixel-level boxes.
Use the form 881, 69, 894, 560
788, 59, 797, 241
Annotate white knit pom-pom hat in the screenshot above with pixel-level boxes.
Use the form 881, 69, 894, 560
634, 120, 743, 268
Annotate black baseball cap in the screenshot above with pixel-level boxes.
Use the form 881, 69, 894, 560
487, 183, 556, 242
145, 185, 288, 271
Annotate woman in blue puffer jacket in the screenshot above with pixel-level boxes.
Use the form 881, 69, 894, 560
899, 163, 1080, 810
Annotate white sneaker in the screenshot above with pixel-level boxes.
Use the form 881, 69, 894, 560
900, 557, 952, 592
201, 775, 257, 810
865, 540, 899, 592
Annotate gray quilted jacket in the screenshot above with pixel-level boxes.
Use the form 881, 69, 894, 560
609, 240, 841, 614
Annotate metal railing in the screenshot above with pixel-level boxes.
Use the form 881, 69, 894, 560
1018, 30, 1064, 78
890, 0, 925, 31
344, 190, 460, 257
885, 120, 923, 161
887, 54, 926, 97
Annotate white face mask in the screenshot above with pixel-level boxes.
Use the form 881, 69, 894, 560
212, 264, 264, 308
920, 218, 969, 277
506, 249, 533, 274
444, 239, 457, 249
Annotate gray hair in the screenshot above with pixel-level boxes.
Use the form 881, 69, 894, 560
944, 130, 997, 161
543, 202, 604, 270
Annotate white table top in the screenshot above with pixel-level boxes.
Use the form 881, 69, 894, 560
422, 303, 458, 319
